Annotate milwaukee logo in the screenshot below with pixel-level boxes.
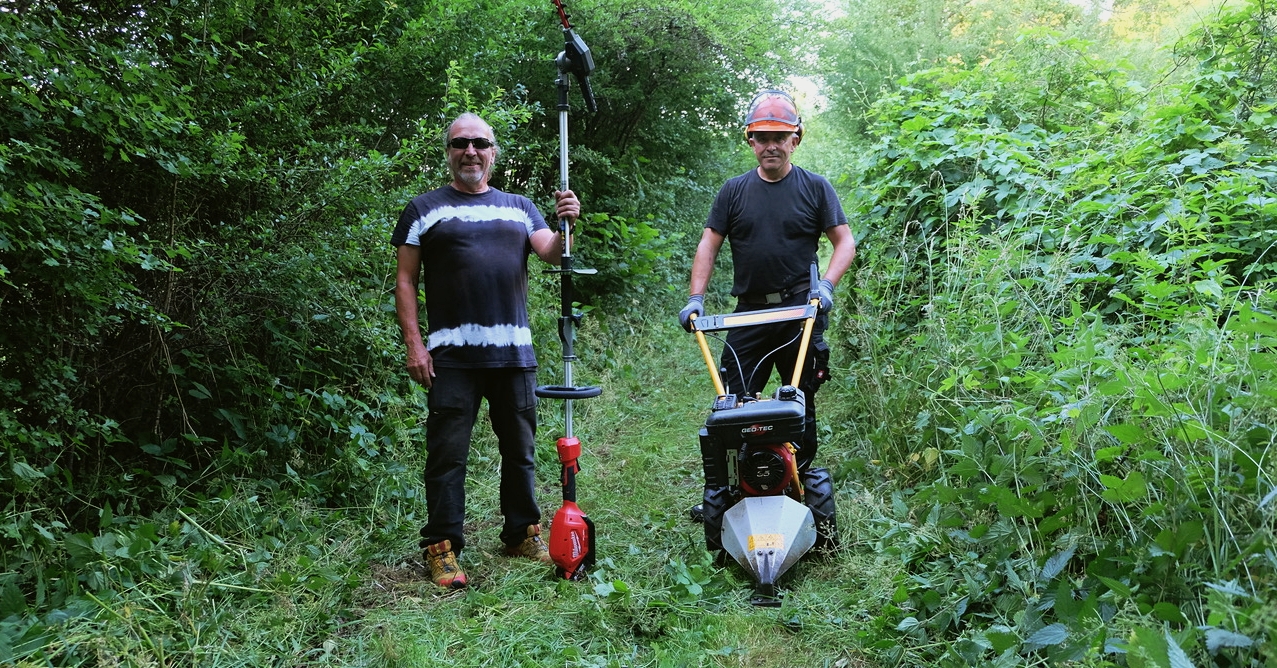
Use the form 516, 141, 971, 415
741, 424, 773, 435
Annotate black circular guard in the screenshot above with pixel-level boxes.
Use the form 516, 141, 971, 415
535, 385, 603, 399
740, 448, 790, 493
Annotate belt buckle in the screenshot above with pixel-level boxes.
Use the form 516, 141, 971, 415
764, 292, 782, 305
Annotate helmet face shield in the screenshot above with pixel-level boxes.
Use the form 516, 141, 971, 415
744, 90, 802, 134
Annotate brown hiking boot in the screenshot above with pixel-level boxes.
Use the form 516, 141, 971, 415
424, 539, 467, 589
503, 524, 553, 564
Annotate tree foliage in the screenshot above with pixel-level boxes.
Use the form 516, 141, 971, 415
833, 1, 1276, 664
818, 0, 1099, 134
4, 0, 1274, 663
0, 0, 799, 496
0, 0, 804, 659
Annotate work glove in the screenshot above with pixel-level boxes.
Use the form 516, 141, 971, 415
817, 279, 835, 312
678, 294, 705, 332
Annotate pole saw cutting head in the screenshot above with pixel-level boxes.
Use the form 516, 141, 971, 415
552, 0, 597, 113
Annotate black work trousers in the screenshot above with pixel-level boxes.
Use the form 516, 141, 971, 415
419, 366, 541, 555
720, 294, 831, 470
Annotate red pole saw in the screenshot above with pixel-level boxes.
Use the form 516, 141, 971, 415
535, 0, 600, 581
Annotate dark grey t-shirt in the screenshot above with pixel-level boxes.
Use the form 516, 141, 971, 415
392, 185, 549, 369
706, 165, 848, 296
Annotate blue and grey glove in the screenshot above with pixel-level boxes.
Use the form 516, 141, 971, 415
817, 279, 835, 312
678, 294, 705, 332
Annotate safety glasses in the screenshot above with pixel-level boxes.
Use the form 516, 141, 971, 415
747, 132, 797, 145
448, 136, 494, 150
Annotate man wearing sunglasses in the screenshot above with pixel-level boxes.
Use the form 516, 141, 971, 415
677, 90, 856, 521
392, 112, 581, 589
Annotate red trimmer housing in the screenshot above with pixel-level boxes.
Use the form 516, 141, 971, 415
546, 436, 596, 579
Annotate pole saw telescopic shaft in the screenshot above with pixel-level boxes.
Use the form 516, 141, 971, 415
551, 21, 595, 438
537, 0, 600, 582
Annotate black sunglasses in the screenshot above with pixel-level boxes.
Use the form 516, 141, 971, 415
448, 136, 494, 150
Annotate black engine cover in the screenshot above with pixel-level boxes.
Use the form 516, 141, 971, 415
703, 386, 805, 446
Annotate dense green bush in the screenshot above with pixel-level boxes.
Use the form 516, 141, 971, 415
835, 1, 1276, 664
0, 0, 806, 661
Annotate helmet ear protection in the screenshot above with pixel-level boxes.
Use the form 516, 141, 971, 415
743, 89, 803, 142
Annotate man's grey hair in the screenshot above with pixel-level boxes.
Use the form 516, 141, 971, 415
444, 112, 500, 159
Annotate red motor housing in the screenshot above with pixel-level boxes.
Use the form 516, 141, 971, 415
549, 501, 595, 580
548, 436, 596, 580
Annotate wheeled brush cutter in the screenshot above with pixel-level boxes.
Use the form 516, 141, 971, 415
534, 0, 600, 581
688, 265, 838, 606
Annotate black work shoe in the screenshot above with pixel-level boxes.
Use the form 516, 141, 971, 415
689, 503, 704, 523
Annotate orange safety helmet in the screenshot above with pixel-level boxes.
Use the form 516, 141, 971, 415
743, 89, 803, 140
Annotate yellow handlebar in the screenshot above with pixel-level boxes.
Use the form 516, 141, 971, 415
693, 323, 726, 396
789, 298, 820, 388
691, 297, 821, 398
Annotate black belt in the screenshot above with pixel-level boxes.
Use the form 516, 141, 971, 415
737, 280, 808, 305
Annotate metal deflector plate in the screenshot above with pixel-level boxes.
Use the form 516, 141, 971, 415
720, 496, 816, 592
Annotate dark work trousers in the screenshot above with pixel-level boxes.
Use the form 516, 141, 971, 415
719, 293, 831, 470
419, 366, 540, 556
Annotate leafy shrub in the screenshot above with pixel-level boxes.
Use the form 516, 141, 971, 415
837, 4, 1277, 664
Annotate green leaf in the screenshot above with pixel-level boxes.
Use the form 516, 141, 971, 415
1040, 545, 1075, 581
985, 626, 1019, 653
1192, 279, 1222, 299
11, 461, 46, 480
1164, 629, 1195, 668
1022, 623, 1068, 651
1095, 445, 1128, 463
1100, 471, 1147, 503
1097, 380, 1129, 396
1038, 506, 1075, 535
1104, 423, 1145, 444
1152, 601, 1187, 625
1204, 628, 1253, 652
1126, 626, 1166, 668
1098, 576, 1132, 598
1054, 578, 1080, 621
0, 582, 27, 617
901, 115, 932, 133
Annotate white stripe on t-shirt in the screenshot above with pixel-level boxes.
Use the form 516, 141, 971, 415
428, 323, 533, 349
405, 205, 534, 245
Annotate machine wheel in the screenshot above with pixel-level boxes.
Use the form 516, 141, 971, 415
801, 467, 838, 551
702, 485, 733, 558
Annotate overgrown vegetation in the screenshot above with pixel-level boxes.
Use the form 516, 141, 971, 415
829, 0, 1277, 664
2, 0, 1274, 665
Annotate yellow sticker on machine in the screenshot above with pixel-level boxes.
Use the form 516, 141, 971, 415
748, 534, 784, 550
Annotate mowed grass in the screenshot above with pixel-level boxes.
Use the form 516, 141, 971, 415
340, 310, 896, 667
33, 305, 895, 667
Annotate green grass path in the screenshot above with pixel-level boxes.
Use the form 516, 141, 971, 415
343, 314, 891, 667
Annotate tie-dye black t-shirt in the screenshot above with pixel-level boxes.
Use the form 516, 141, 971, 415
392, 185, 549, 369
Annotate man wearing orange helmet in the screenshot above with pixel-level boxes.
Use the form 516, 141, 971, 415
679, 90, 856, 496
